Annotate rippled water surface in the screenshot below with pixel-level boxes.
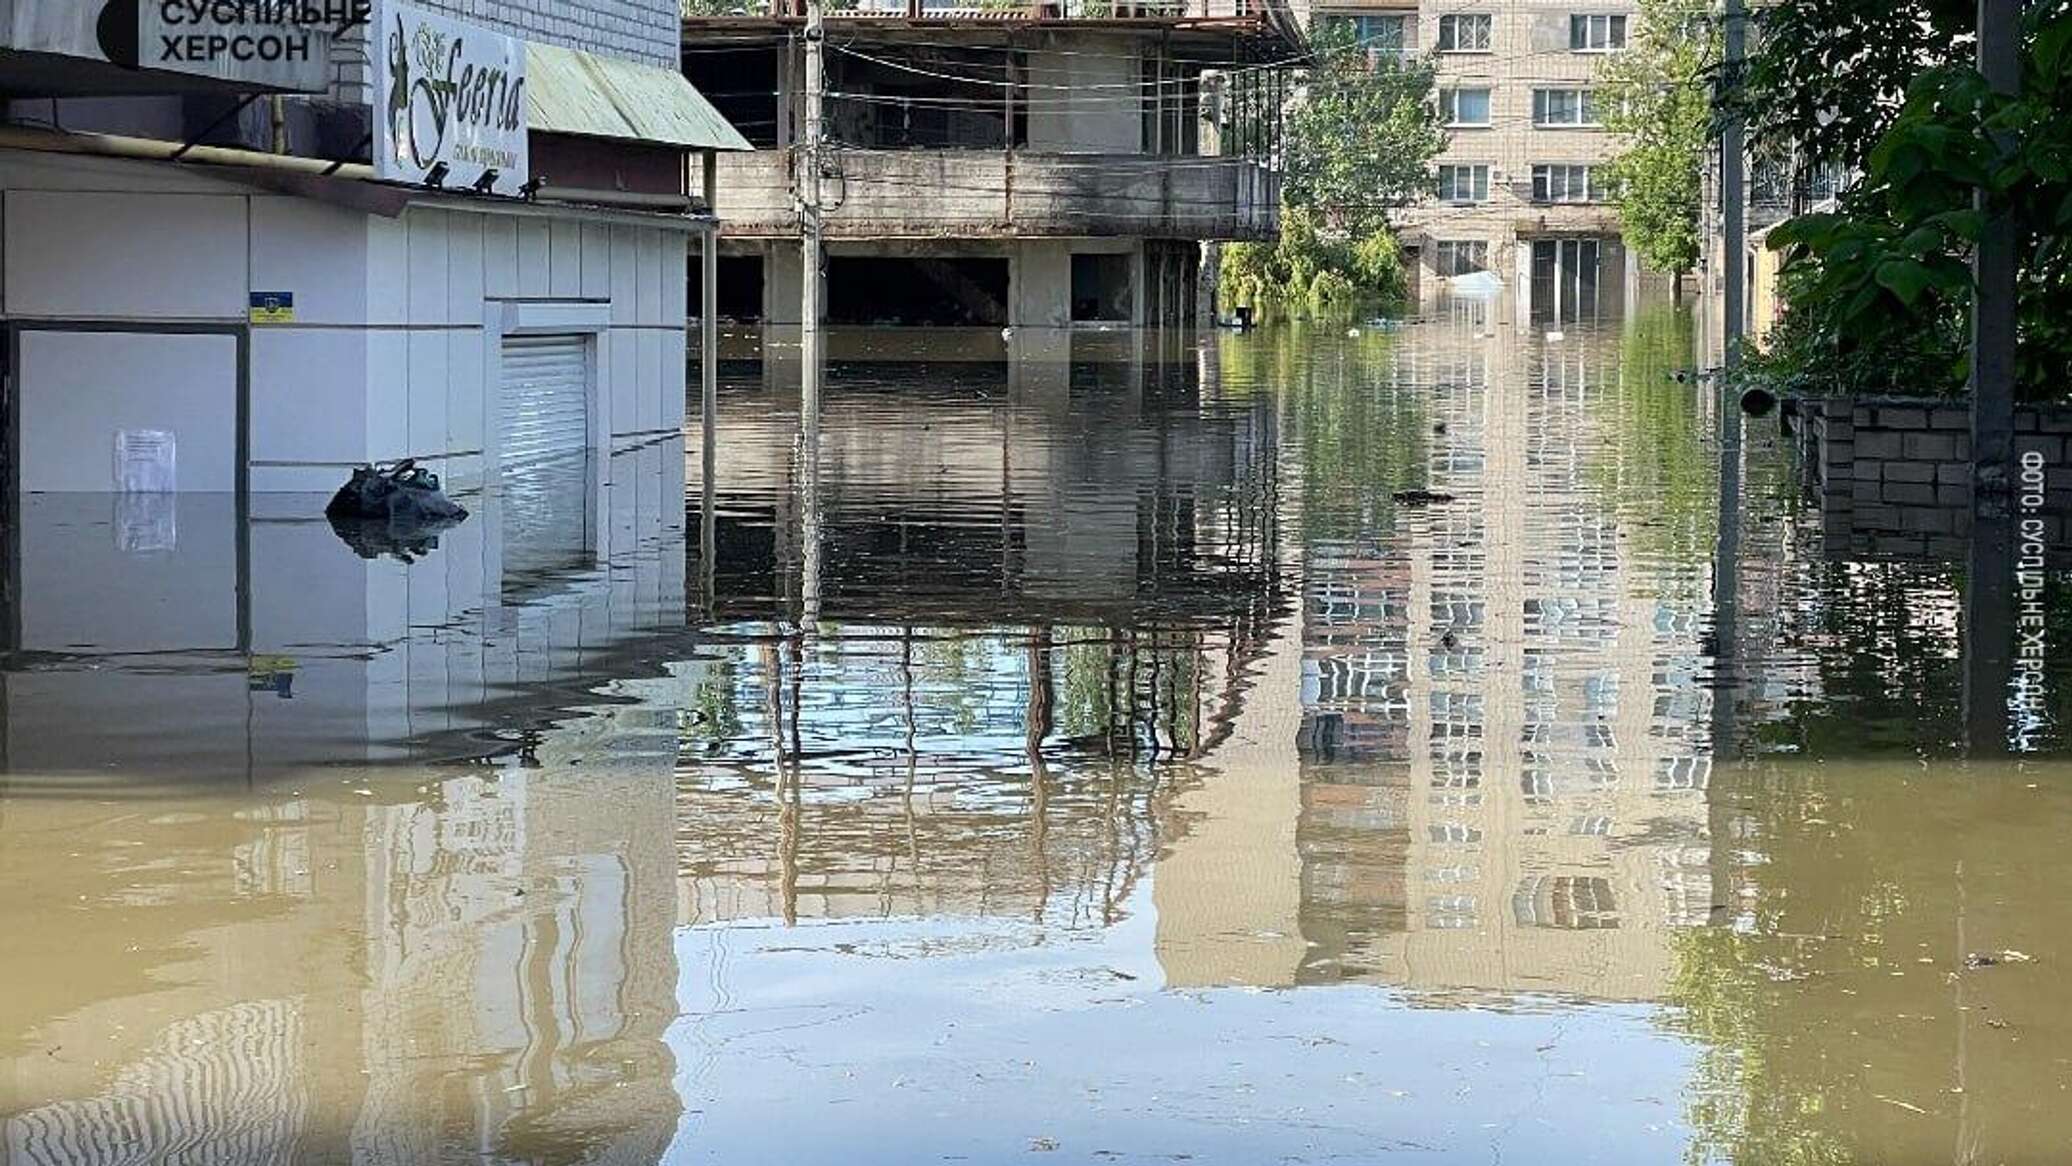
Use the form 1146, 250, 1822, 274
4, 308, 2071, 1164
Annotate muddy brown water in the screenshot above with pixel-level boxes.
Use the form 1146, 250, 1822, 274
2, 308, 2069, 1164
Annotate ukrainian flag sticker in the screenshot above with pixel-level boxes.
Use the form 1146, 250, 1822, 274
249, 292, 296, 324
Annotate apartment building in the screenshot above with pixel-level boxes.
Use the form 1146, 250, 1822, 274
1313, 0, 1641, 322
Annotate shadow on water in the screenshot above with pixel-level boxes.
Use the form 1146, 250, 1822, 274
1, 310, 2070, 1163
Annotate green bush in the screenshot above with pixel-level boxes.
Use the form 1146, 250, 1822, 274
1308, 269, 1359, 313
1219, 210, 1411, 320
1349, 229, 1408, 306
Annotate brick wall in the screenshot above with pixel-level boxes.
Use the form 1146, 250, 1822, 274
1796, 397, 2072, 559
416, 0, 680, 68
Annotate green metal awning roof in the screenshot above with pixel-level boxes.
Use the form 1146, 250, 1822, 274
526, 43, 753, 152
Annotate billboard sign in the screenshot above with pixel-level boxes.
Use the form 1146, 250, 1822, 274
371, 1, 528, 197
96, 0, 361, 92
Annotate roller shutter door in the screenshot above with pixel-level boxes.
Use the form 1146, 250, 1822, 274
498, 333, 594, 596
499, 333, 591, 464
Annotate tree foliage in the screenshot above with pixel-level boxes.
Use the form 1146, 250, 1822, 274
1742, 0, 1974, 170
1220, 207, 1408, 318
1758, 1, 2072, 399
1600, 0, 1716, 275
1280, 25, 1447, 236
1221, 26, 1438, 319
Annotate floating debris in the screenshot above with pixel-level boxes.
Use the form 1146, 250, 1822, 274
1965, 951, 2036, 969
1392, 489, 1457, 506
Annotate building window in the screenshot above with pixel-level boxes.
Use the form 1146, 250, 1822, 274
1533, 88, 1602, 127
1532, 163, 1611, 202
1440, 87, 1492, 126
1434, 240, 1489, 275
1569, 13, 1628, 51
1513, 876, 1620, 929
1331, 12, 1413, 54
1436, 164, 1490, 203
1437, 13, 1493, 51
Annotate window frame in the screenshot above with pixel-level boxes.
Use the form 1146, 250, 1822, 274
1436, 12, 1494, 53
1531, 163, 1610, 203
1434, 240, 1491, 276
1440, 86, 1493, 127
1568, 12, 1628, 52
1532, 87, 1602, 128
1436, 163, 1491, 203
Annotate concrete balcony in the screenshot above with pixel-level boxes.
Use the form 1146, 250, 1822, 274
714, 150, 1280, 241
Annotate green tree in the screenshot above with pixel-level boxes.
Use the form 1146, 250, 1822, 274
1760, 1, 2072, 399
1742, 0, 1973, 170
1280, 26, 1447, 236
1221, 26, 1441, 318
1601, 0, 1717, 280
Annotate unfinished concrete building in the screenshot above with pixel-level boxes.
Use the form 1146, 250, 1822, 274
682, 0, 1301, 334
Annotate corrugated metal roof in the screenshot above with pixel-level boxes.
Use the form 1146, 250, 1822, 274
526, 43, 753, 152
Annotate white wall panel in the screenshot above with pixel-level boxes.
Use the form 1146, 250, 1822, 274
448, 329, 488, 455
606, 329, 638, 440
660, 328, 687, 432
517, 218, 552, 297
6, 192, 246, 320
636, 229, 664, 326
483, 215, 520, 299
447, 213, 486, 325
407, 210, 452, 325
366, 214, 409, 326
408, 331, 451, 457
549, 218, 584, 298
609, 226, 641, 325
18, 330, 239, 491
581, 222, 612, 300
365, 330, 410, 461
251, 329, 370, 464
635, 329, 663, 432
661, 234, 688, 323
250, 196, 370, 325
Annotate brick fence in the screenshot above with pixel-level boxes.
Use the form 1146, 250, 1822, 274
1791, 397, 2072, 559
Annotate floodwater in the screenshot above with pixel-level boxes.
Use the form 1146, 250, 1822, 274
3, 305, 2071, 1164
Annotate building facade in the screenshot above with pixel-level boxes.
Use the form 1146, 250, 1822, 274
0, 0, 748, 502
1312, 0, 1642, 322
683, 1, 1299, 336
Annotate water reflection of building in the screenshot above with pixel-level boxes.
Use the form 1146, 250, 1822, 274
672, 350, 1291, 930
0, 445, 692, 1162
2, 439, 688, 774
1158, 311, 1714, 1000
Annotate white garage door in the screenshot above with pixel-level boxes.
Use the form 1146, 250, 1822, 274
497, 333, 594, 597
499, 333, 591, 465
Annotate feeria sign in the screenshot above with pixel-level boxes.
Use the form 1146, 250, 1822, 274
372, 1, 528, 196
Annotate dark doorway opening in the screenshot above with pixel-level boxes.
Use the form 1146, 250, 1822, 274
681, 46, 781, 148
1530, 238, 1606, 324
690, 255, 765, 323
827, 257, 1010, 326
1071, 253, 1134, 323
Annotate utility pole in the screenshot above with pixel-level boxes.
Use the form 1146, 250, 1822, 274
1972, 0, 2018, 496
800, 0, 826, 405
1964, 0, 2021, 753
1721, 0, 1746, 372
1708, 0, 1749, 897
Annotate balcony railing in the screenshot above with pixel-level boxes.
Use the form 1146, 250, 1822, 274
714, 150, 1280, 240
